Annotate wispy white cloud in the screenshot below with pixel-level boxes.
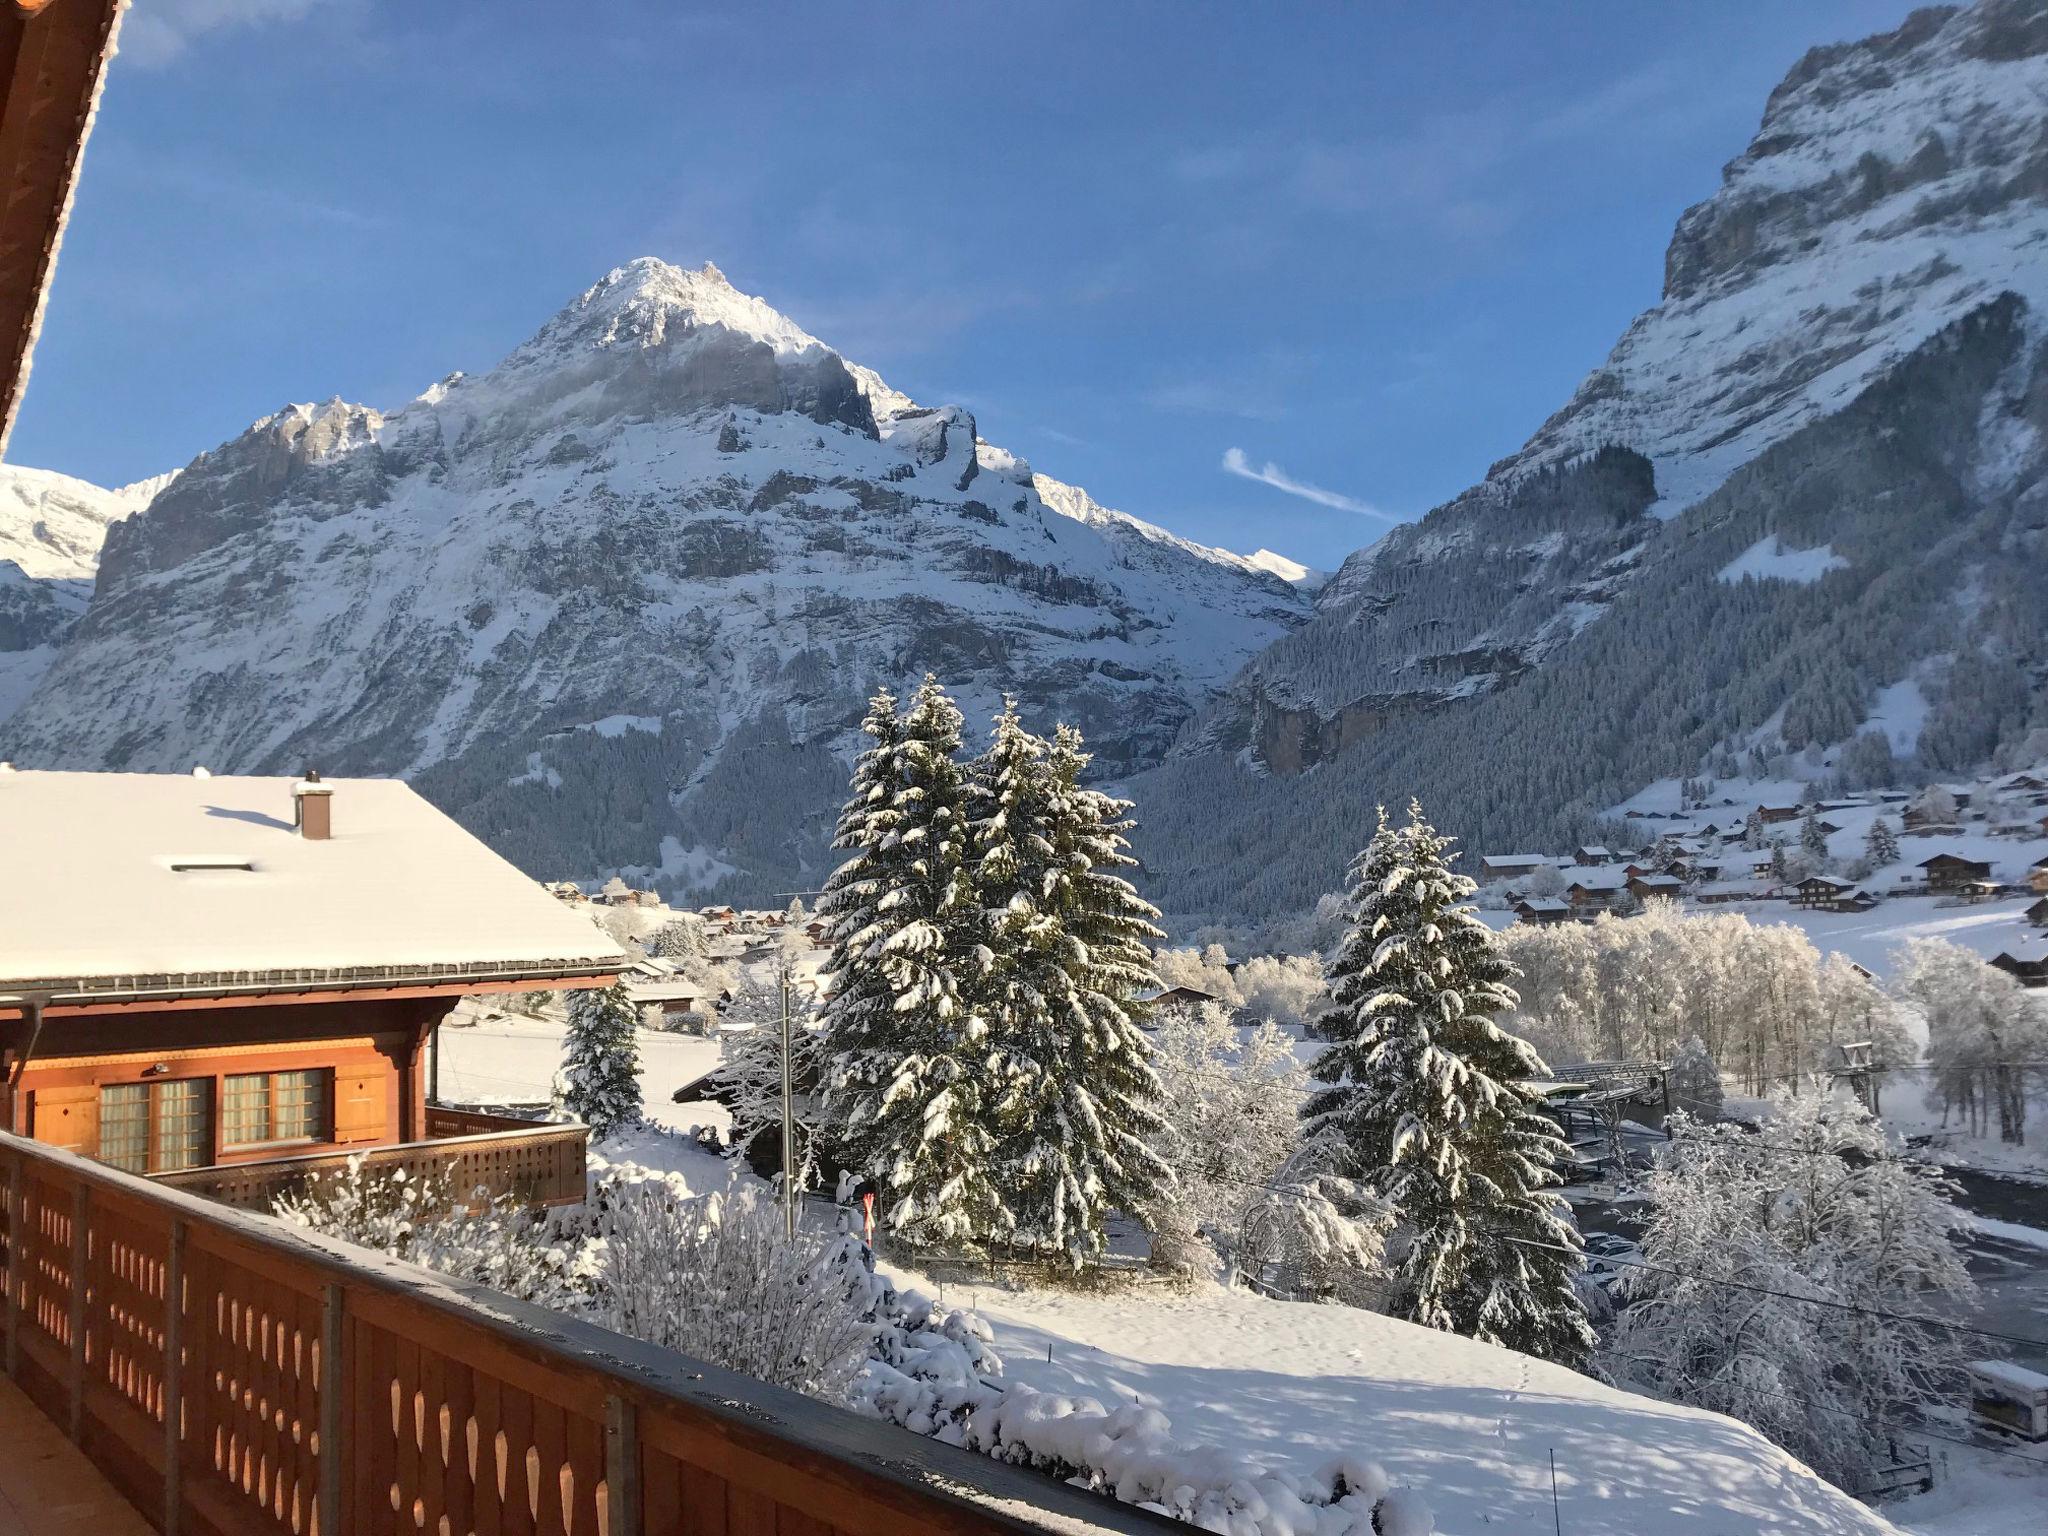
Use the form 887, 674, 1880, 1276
1222, 447, 1396, 522
119, 0, 328, 69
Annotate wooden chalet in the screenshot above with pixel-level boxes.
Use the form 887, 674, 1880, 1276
1572, 845, 1612, 866
1792, 874, 1855, 909
1565, 868, 1629, 911
2026, 895, 2048, 929
1141, 984, 1219, 1011
2030, 856, 2048, 895
1480, 853, 1551, 880
1625, 872, 1683, 902
1918, 852, 1994, 892
1512, 896, 1571, 926
0, 770, 624, 1209
1757, 805, 1801, 825
1990, 952, 2048, 989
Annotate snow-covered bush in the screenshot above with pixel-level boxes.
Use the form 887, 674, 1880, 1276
850, 1277, 1431, 1534
1893, 936, 2047, 1144
712, 1013, 828, 1188
1146, 1004, 1302, 1257
273, 1157, 587, 1309
1605, 1093, 1977, 1490
594, 1179, 872, 1403
1235, 1138, 1394, 1308
1665, 1035, 1724, 1121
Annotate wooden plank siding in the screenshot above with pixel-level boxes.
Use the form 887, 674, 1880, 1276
0, 1131, 1169, 1536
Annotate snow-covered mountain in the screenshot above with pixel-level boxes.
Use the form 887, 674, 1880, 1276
0, 465, 175, 721
0, 259, 1308, 900
1138, 0, 2048, 921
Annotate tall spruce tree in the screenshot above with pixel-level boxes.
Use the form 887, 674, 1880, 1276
974, 707, 1170, 1262
1305, 801, 1593, 1364
818, 677, 1004, 1251
559, 982, 643, 1137
1800, 808, 1831, 863
1865, 815, 1901, 868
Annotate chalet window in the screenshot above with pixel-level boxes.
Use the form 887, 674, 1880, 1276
223, 1068, 330, 1148
98, 1079, 212, 1174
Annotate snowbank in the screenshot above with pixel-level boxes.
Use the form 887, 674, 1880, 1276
897, 1275, 1903, 1536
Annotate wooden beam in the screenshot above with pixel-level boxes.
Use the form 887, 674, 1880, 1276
0, 0, 124, 452
1, 970, 617, 1021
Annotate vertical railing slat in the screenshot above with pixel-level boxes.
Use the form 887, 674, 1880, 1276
164, 1217, 186, 1536
67, 1180, 87, 1440
605, 1394, 640, 1536
318, 1282, 343, 1536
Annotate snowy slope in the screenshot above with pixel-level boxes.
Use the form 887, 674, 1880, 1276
0, 464, 175, 724
937, 1278, 1903, 1536
1137, 0, 2048, 922
1, 260, 1309, 900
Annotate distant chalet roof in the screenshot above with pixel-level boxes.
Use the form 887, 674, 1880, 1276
1567, 867, 1630, 891
1481, 854, 1551, 869
0, 770, 624, 1006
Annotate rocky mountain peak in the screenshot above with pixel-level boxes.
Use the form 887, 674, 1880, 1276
1666, 0, 2047, 303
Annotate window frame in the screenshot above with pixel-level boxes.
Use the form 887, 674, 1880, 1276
97, 1077, 214, 1175
221, 1066, 333, 1151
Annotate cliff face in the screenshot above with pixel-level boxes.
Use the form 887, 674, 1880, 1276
1136, 1, 2048, 921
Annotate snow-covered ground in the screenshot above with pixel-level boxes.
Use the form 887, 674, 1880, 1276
435, 1006, 730, 1135
1751, 894, 2043, 981
878, 1267, 1904, 1536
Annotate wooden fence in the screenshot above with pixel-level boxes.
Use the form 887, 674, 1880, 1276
0, 1130, 1164, 1536
152, 1119, 590, 1212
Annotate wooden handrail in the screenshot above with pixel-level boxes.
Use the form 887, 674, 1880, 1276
152, 1119, 591, 1211
0, 1129, 1167, 1535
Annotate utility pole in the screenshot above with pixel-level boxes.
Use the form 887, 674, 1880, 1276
779, 962, 796, 1240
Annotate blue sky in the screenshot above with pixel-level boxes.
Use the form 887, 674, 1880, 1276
14, 0, 1912, 569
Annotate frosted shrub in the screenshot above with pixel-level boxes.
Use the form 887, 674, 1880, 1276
595, 1180, 872, 1403
1606, 1094, 1976, 1489
273, 1157, 586, 1309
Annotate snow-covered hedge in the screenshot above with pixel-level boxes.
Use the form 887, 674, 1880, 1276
851, 1277, 1431, 1536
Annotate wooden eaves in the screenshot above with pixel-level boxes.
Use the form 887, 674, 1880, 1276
0, 0, 125, 453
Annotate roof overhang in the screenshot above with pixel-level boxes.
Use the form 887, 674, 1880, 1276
0, 961, 621, 1019
0, 0, 125, 454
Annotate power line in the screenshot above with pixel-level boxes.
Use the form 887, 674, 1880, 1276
1500, 1234, 2048, 1349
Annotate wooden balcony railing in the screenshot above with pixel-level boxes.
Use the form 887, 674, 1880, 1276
0, 1130, 1162, 1536
151, 1117, 590, 1213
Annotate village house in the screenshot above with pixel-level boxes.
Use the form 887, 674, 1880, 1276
620, 954, 708, 1030
1918, 852, 1995, 893
1481, 853, 1552, 881
2031, 856, 2048, 895
1757, 805, 1801, 825
1565, 867, 1630, 912
0, 769, 624, 1206
1626, 873, 1683, 903
1512, 896, 1572, 926
1990, 952, 2048, 989
2025, 895, 2048, 930
1793, 874, 1856, 909
1572, 845, 1612, 866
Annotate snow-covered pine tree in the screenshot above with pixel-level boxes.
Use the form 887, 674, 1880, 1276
559, 982, 642, 1137
1666, 1034, 1724, 1121
974, 709, 1171, 1263
1305, 801, 1593, 1364
1865, 815, 1900, 867
1799, 807, 1830, 862
1741, 808, 1765, 850
818, 677, 1004, 1251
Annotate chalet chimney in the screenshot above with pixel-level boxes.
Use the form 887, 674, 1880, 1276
293, 769, 333, 841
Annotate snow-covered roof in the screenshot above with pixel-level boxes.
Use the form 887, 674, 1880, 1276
1567, 867, 1630, 892
1515, 897, 1570, 913
1969, 1358, 2048, 1396
0, 770, 625, 1003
